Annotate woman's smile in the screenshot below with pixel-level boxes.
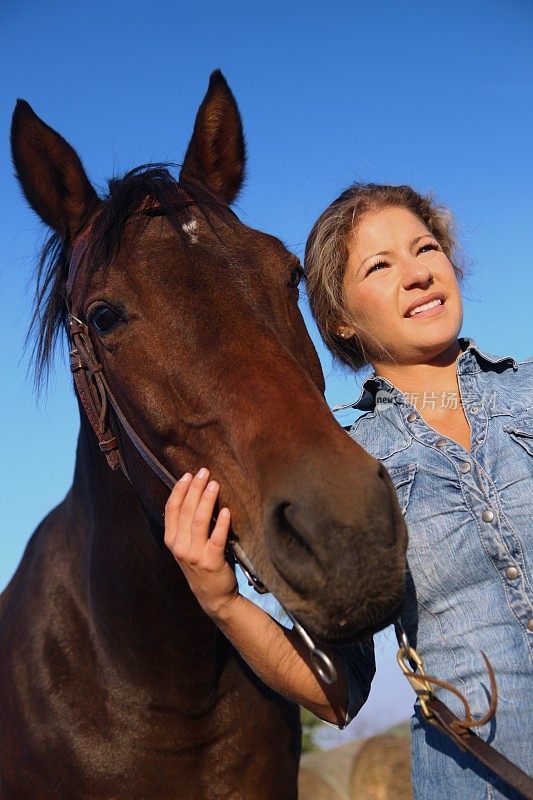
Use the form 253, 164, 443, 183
404, 291, 446, 319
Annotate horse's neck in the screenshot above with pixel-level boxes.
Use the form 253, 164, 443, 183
68, 414, 222, 696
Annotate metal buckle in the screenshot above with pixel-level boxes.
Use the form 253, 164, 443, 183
396, 639, 434, 720
394, 620, 498, 731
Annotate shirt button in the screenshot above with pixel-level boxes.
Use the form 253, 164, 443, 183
528, 619, 533, 632
435, 437, 447, 448
407, 412, 417, 423
459, 462, 471, 473
482, 509, 494, 523
470, 406, 479, 414
505, 566, 519, 580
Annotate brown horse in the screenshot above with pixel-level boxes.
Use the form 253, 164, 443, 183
1, 71, 407, 799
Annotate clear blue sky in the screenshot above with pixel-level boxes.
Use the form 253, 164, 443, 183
1, 0, 532, 742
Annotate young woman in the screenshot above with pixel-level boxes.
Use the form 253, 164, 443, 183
164, 184, 533, 799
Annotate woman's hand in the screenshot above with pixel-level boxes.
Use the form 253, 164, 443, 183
165, 469, 347, 725
164, 468, 240, 620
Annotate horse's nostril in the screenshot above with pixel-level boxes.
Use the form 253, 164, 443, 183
278, 503, 315, 559
266, 502, 325, 596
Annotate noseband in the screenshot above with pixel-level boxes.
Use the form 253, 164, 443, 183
65, 202, 338, 686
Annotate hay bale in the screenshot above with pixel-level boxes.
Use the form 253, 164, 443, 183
300, 738, 365, 798
298, 766, 344, 800
350, 735, 412, 800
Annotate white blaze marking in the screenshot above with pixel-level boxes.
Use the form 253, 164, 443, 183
182, 218, 198, 244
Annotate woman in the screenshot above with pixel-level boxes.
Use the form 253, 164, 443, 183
164, 184, 533, 799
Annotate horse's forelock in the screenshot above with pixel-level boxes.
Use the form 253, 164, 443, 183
28, 163, 238, 393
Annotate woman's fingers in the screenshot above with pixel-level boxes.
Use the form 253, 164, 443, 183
164, 472, 192, 550
164, 471, 238, 618
189, 479, 220, 553
209, 507, 231, 552
180, 469, 210, 526
173, 468, 210, 553
165, 468, 224, 563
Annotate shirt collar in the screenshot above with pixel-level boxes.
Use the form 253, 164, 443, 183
333, 337, 518, 413
458, 337, 518, 371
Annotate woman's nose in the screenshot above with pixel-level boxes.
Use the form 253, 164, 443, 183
401, 259, 433, 290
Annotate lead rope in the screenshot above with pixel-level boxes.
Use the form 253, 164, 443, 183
394, 619, 497, 729
394, 619, 533, 799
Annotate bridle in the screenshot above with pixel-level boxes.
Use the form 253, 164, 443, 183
64, 202, 533, 798
65, 200, 338, 686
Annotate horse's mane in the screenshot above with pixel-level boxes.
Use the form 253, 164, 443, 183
28, 164, 237, 391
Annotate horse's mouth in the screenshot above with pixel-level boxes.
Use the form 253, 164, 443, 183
230, 534, 405, 647
301, 595, 406, 647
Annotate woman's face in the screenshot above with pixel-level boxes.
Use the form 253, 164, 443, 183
340, 205, 463, 367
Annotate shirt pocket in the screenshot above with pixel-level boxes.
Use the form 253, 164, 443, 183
502, 415, 533, 456
386, 463, 417, 516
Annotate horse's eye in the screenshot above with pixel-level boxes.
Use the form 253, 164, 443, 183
289, 265, 304, 289
88, 304, 122, 334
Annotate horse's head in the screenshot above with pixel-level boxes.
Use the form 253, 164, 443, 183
11, 71, 407, 644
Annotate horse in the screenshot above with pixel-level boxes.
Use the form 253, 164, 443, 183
1, 70, 407, 799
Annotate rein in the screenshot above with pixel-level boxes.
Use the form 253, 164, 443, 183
394, 620, 533, 798
65, 208, 533, 799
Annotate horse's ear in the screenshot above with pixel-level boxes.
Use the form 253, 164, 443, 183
11, 100, 99, 238
180, 70, 246, 204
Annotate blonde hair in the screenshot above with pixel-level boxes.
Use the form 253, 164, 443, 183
304, 183, 465, 371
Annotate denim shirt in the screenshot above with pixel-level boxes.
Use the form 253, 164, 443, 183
334, 338, 533, 799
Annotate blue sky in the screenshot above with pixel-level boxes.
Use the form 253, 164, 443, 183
1, 0, 532, 741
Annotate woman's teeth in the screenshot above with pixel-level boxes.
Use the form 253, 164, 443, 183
409, 298, 442, 317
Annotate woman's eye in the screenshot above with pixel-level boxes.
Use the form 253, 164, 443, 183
366, 243, 439, 276
418, 243, 439, 254
367, 261, 388, 275
88, 305, 122, 334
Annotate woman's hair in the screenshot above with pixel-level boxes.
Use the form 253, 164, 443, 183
304, 183, 465, 371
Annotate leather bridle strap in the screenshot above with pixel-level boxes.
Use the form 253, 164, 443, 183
396, 622, 533, 799
69, 316, 122, 472
64, 205, 339, 687
68, 315, 176, 489
64, 191, 238, 486
426, 697, 533, 799
66, 196, 199, 485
